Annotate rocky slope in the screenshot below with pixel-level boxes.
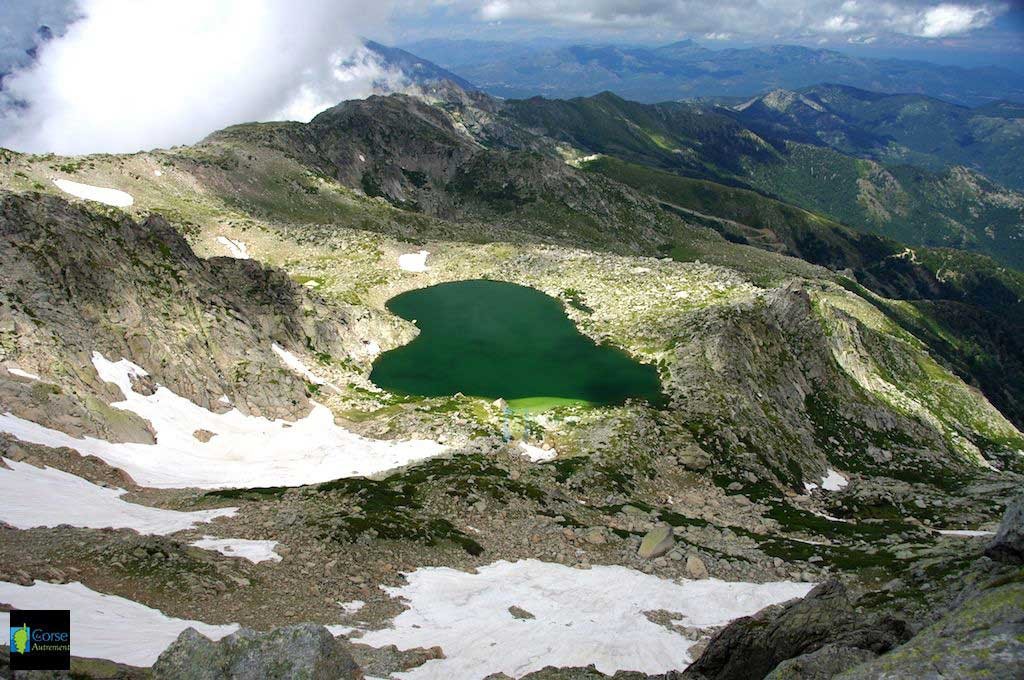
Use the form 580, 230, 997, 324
0, 87, 1022, 678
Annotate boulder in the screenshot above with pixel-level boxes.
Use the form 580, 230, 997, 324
685, 554, 709, 579
682, 580, 909, 680
152, 624, 363, 679
638, 525, 674, 559
985, 495, 1024, 564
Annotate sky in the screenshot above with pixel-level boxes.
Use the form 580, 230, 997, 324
0, 1, 1021, 154
392, 1, 1024, 57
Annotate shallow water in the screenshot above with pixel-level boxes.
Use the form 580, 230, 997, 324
370, 279, 663, 408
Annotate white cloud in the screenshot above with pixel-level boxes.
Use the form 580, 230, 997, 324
463, 1, 1003, 41
0, 0, 399, 155
914, 3, 990, 37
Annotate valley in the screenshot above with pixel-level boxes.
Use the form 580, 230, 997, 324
0, 75, 1022, 678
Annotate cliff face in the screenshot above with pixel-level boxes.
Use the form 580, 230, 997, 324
0, 191, 385, 426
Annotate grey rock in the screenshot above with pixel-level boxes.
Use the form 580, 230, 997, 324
985, 495, 1024, 564
838, 582, 1024, 680
685, 554, 709, 579
683, 581, 909, 680
151, 624, 363, 679
766, 644, 876, 679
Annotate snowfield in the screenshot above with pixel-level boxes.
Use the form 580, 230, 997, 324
0, 457, 237, 534
357, 559, 814, 679
189, 537, 282, 563
0, 352, 446, 488
398, 250, 429, 272
0, 581, 237, 667
0, 559, 811, 674
53, 179, 134, 207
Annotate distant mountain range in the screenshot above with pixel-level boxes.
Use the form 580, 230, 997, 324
717, 84, 1024, 191
400, 38, 1024, 106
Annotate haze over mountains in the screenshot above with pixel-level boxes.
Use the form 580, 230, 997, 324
402, 38, 1024, 106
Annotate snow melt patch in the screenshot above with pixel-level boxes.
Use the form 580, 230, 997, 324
936, 529, 996, 537
272, 343, 325, 386
216, 236, 250, 259
53, 179, 133, 207
0, 352, 445, 488
820, 469, 848, 491
0, 581, 237, 667
357, 559, 813, 679
804, 469, 848, 493
6, 367, 41, 381
518, 441, 556, 462
340, 599, 366, 614
189, 536, 281, 563
398, 250, 429, 272
0, 457, 236, 534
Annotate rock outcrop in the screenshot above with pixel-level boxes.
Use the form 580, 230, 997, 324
986, 494, 1024, 565
152, 624, 363, 679
0, 192, 385, 427
837, 581, 1024, 679
682, 581, 909, 680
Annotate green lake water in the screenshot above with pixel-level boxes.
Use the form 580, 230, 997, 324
370, 279, 664, 409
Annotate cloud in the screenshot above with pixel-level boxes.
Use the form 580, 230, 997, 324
469, 1, 1003, 40
0, 0, 79, 75
0, 0, 400, 155
914, 3, 991, 37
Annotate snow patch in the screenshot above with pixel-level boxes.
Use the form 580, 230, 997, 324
216, 236, 250, 259
0, 581, 237, 667
0, 457, 236, 534
154, 169, 163, 177
805, 469, 848, 493
398, 250, 429, 272
809, 510, 851, 523
53, 179, 133, 207
189, 536, 281, 563
6, 367, 41, 381
272, 343, 326, 386
357, 559, 813, 679
340, 599, 366, 614
936, 529, 996, 537
518, 441, 556, 462
0, 352, 445, 488
821, 469, 848, 491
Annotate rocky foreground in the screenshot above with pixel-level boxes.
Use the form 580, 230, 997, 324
1, 85, 1023, 678
3, 499, 1017, 679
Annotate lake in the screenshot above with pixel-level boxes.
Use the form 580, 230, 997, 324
370, 279, 664, 409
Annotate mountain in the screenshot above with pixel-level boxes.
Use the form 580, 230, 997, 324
723, 84, 1024, 191
495, 90, 1024, 270
1, 82, 1022, 677
362, 40, 475, 91
401, 38, 1024, 106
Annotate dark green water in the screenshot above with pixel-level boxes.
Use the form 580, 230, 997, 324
370, 279, 664, 409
